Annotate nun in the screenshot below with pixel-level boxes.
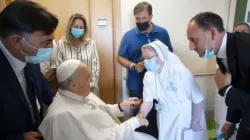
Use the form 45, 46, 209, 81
138, 40, 208, 140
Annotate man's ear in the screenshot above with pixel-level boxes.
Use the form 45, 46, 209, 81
9, 35, 22, 50
69, 80, 77, 89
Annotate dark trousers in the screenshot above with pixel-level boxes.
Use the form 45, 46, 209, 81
130, 90, 158, 139
236, 123, 250, 140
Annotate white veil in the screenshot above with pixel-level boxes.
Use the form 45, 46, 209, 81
144, 40, 184, 66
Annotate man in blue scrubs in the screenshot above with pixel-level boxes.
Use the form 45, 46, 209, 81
117, 2, 173, 138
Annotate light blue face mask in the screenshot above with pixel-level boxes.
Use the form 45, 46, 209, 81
203, 34, 215, 59
144, 57, 160, 72
71, 28, 85, 38
204, 49, 214, 58
21, 38, 53, 64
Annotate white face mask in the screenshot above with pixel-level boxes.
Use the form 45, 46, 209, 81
20, 38, 53, 64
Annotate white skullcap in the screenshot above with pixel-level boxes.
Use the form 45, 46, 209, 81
57, 59, 81, 83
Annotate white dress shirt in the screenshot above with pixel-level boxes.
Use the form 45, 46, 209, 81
0, 41, 40, 111
217, 33, 233, 96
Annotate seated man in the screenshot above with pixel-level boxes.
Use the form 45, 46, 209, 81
39, 59, 156, 140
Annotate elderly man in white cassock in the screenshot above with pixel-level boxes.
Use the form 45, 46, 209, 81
38, 59, 156, 140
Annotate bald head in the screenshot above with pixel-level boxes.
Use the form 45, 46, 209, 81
57, 60, 92, 96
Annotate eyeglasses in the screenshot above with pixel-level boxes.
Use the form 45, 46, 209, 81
141, 55, 157, 61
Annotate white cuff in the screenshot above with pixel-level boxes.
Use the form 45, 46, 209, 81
107, 104, 124, 117
125, 117, 141, 130
224, 86, 233, 99
226, 121, 235, 124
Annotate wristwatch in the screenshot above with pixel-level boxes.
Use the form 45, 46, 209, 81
130, 63, 136, 71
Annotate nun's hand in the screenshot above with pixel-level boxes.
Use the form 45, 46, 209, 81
136, 114, 149, 127
135, 62, 144, 72
191, 121, 202, 132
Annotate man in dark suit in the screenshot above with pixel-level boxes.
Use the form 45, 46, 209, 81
0, 1, 58, 140
186, 12, 250, 140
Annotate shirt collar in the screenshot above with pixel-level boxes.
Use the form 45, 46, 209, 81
135, 23, 158, 34
0, 40, 26, 72
217, 33, 227, 58
58, 89, 89, 102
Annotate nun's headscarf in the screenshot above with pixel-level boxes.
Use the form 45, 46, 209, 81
142, 40, 183, 65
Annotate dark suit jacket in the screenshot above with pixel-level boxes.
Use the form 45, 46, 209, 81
217, 32, 250, 139
0, 49, 53, 140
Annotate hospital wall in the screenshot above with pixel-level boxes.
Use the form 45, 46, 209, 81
115, 0, 237, 120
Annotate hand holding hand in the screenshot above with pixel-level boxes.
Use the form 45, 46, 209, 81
191, 121, 202, 132
120, 97, 141, 111
136, 114, 149, 127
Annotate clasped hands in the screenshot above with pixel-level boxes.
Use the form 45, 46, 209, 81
119, 97, 148, 127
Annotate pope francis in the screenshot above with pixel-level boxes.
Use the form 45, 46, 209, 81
38, 59, 156, 140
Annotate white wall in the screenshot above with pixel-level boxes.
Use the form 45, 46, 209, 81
245, 0, 250, 23
118, 0, 236, 120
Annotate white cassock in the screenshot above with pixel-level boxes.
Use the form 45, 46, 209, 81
143, 56, 208, 140
39, 89, 156, 140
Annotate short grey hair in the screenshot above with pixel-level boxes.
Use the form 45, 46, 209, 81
141, 44, 157, 53
58, 71, 77, 90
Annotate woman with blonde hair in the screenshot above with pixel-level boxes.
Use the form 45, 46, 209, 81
56, 13, 100, 96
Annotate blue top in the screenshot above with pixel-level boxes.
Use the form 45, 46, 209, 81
119, 24, 173, 90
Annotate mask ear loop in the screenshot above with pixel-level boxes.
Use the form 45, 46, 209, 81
22, 38, 38, 50
20, 37, 39, 57
19, 38, 28, 56
206, 33, 215, 52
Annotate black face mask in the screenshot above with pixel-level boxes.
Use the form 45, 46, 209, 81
136, 21, 150, 31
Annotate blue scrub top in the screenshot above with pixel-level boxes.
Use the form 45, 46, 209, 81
118, 24, 173, 91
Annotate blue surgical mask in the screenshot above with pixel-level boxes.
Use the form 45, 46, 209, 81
21, 38, 53, 64
203, 34, 215, 59
144, 57, 160, 72
71, 28, 84, 38
204, 49, 214, 58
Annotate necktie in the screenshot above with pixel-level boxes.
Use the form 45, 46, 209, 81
24, 65, 41, 128
216, 57, 227, 74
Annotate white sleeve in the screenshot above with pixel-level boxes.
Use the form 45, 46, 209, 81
39, 112, 140, 140
143, 72, 154, 102
50, 40, 58, 69
106, 104, 124, 117
39, 112, 88, 140
182, 69, 203, 104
